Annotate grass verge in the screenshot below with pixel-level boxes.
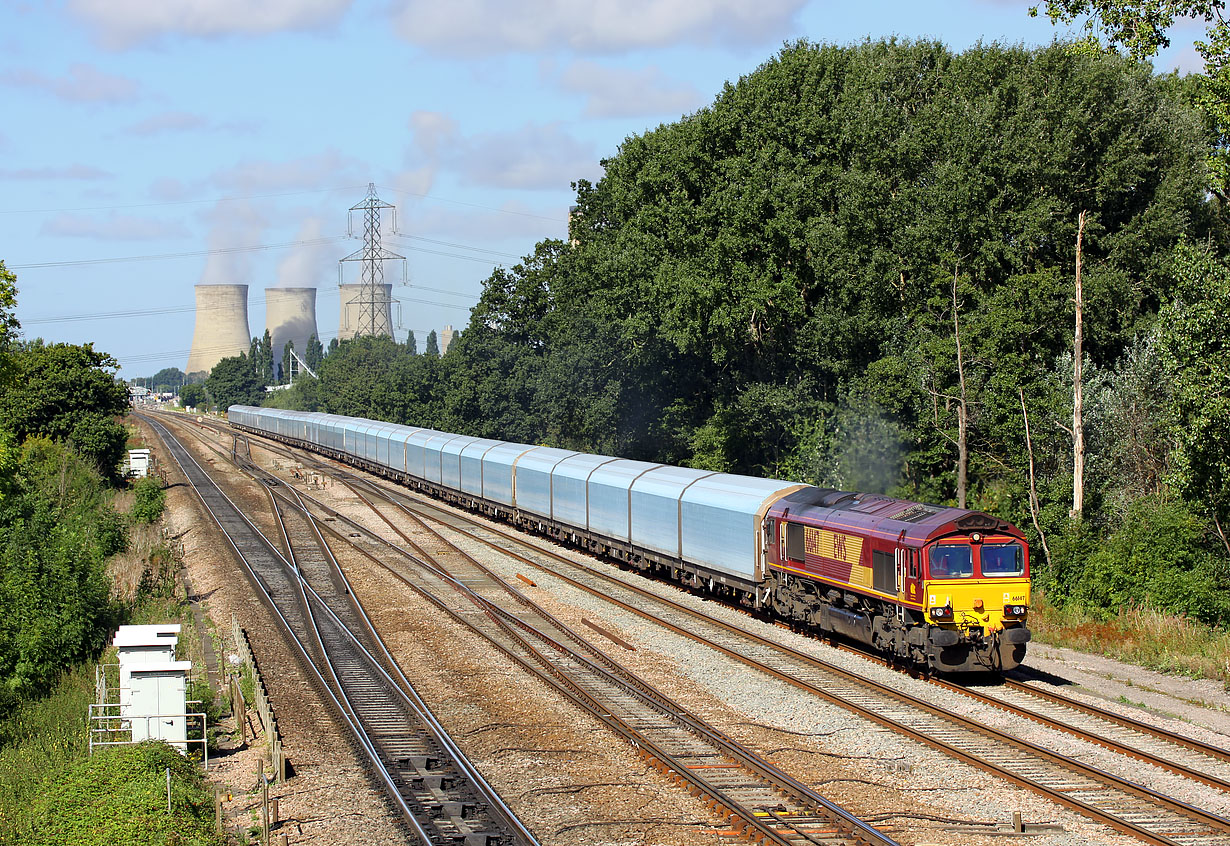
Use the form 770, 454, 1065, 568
1029, 594, 1230, 688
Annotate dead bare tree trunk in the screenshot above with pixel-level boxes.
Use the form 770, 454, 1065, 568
1213, 512, 1230, 559
1072, 210, 1087, 520
1020, 387, 1051, 568
952, 268, 968, 510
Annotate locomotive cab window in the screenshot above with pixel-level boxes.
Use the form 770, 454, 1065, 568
980, 542, 1024, 576
785, 522, 806, 562
929, 544, 972, 578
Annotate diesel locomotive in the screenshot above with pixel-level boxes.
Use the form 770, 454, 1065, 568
228, 406, 1030, 673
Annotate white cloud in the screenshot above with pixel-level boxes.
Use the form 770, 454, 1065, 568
404, 200, 568, 244
126, 111, 208, 136
408, 113, 600, 190
462, 124, 600, 189
0, 164, 111, 180
211, 149, 366, 193
68, 0, 353, 48
389, 165, 438, 200
408, 111, 459, 159
125, 111, 260, 137
0, 63, 139, 103
40, 212, 189, 240
556, 61, 705, 118
393, 0, 806, 54
149, 176, 198, 202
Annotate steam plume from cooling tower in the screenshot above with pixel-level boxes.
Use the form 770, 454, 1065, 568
265, 287, 318, 376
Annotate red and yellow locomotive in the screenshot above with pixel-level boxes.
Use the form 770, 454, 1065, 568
764, 489, 1031, 672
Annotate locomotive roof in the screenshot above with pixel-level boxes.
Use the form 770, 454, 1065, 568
771, 487, 1023, 545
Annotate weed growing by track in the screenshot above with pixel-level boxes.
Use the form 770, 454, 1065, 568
1031, 595, 1230, 687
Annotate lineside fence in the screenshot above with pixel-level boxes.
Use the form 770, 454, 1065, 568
232, 613, 287, 782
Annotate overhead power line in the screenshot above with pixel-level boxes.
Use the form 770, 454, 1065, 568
376, 184, 565, 223
23, 284, 478, 326
9, 236, 348, 270
390, 234, 521, 259
0, 185, 369, 215
115, 324, 451, 367
11, 234, 515, 271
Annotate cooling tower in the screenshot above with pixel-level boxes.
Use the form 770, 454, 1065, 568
338, 283, 393, 340
186, 284, 251, 376
265, 287, 318, 376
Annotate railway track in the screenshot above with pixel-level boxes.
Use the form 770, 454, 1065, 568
223, 426, 1230, 846
141, 413, 537, 846
229, 431, 902, 846
157, 413, 901, 846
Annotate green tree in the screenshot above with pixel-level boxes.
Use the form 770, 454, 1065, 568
1158, 242, 1230, 555
315, 336, 421, 421
0, 341, 129, 479
0, 260, 20, 361
178, 382, 207, 409
204, 353, 264, 410
404, 330, 418, 355
258, 330, 274, 385
556, 39, 1215, 488
141, 367, 185, 393
305, 333, 325, 371
424, 330, 440, 359
1032, 1, 1230, 194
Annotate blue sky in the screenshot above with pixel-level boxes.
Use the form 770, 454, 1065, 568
0, 0, 1201, 378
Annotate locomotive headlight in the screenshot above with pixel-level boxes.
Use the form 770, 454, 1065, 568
929, 606, 953, 620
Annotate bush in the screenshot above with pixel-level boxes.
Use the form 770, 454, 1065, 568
67, 413, 127, 482
1058, 497, 1230, 625
21, 741, 222, 846
130, 477, 165, 525
0, 439, 119, 709
0, 664, 96, 842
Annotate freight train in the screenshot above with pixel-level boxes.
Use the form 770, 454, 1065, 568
228, 406, 1031, 673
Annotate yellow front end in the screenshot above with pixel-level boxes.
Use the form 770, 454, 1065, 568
923, 578, 1032, 672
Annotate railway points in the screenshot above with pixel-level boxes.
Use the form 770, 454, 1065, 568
139, 413, 537, 846
147, 408, 1230, 846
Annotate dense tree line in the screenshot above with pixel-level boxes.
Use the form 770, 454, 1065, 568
0, 262, 132, 717
262, 41, 1230, 625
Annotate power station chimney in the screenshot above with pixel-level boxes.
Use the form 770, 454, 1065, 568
338, 283, 392, 341
186, 284, 250, 376
265, 287, 318, 376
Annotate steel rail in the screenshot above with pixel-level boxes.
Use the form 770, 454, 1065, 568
209, 420, 542, 846
186, 417, 894, 846
141, 415, 437, 843
823, 638, 1230, 792
269, 443, 1230, 846
1001, 674, 1230, 764
175, 414, 1230, 846
333, 479, 897, 846
275, 474, 899, 846
142, 413, 539, 846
